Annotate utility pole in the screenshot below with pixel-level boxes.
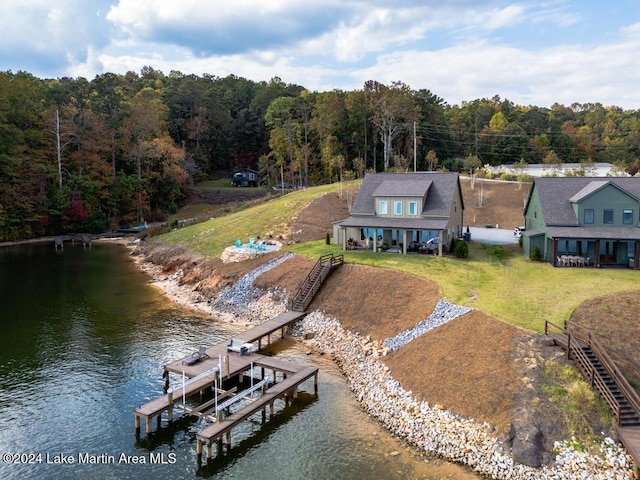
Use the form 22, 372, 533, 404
413, 121, 417, 172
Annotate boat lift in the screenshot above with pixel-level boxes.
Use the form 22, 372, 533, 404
173, 361, 269, 422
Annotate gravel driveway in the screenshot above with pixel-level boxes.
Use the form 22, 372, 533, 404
468, 227, 520, 245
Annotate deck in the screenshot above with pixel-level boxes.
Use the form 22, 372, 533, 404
617, 426, 640, 475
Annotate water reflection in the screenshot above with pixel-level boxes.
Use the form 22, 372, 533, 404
0, 243, 479, 479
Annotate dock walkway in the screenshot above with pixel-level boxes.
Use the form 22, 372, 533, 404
233, 310, 306, 347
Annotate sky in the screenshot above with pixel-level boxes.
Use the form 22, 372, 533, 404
2, 0, 640, 108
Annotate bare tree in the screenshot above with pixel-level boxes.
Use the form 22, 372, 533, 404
464, 154, 481, 190
46, 107, 74, 189
365, 80, 420, 171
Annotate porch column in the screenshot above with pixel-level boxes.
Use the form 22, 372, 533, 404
341, 228, 346, 251
552, 238, 558, 266
594, 240, 600, 268
402, 230, 407, 254
635, 241, 640, 270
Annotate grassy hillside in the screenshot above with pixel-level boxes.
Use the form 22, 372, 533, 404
159, 183, 348, 257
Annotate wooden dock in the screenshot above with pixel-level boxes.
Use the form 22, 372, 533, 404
617, 426, 640, 476
196, 365, 318, 459
233, 310, 307, 347
134, 309, 317, 456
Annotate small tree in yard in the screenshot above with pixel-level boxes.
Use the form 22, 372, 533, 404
454, 239, 469, 258
325, 232, 330, 245
530, 246, 542, 261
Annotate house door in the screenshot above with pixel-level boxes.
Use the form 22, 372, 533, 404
598, 241, 617, 264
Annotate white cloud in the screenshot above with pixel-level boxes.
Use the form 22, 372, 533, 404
350, 32, 640, 108
3, 0, 640, 108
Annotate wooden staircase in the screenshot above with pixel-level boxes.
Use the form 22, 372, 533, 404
290, 253, 343, 312
545, 320, 640, 427
572, 343, 640, 427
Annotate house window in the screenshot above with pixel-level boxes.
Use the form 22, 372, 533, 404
603, 209, 614, 224
584, 209, 594, 224
408, 201, 417, 215
394, 201, 402, 215
623, 209, 633, 224
379, 201, 387, 215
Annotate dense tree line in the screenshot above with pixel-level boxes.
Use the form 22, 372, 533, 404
1, 68, 639, 241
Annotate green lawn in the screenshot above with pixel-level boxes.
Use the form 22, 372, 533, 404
286, 240, 640, 333
159, 184, 640, 334
195, 179, 238, 190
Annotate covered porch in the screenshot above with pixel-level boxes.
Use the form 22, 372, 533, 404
349, 227, 442, 255
546, 227, 640, 269
334, 219, 450, 256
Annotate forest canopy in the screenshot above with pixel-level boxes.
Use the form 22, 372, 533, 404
1, 67, 639, 241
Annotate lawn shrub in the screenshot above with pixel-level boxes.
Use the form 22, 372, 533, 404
530, 245, 542, 261
454, 239, 469, 258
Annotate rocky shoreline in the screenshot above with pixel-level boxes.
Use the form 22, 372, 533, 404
301, 311, 634, 479
131, 246, 635, 479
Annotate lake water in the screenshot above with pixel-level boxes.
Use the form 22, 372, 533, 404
0, 242, 479, 479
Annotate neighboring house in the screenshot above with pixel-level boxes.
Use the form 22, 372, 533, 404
231, 168, 259, 187
333, 172, 465, 255
523, 177, 640, 268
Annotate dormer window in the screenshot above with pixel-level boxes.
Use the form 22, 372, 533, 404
394, 201, 402, 215
409, 201, 417, 215
379, 200, 388, 215
584, 209, 594, 224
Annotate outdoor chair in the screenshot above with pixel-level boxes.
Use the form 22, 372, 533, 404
182, 345, 209, 365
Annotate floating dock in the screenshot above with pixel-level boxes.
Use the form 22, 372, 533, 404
134, 310, 317, 459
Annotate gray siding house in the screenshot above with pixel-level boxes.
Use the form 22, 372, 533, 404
231, 168, 259, 187
334, 172, 464, 255
523, 177, 640, 268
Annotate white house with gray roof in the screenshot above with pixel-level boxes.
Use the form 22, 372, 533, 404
334, 172, 465, 255
523, 177, 640, 268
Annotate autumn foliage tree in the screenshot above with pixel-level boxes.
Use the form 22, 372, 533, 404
2, 68, 640, 241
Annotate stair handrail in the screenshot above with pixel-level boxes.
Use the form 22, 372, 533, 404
586, 332, 640, 418
566, 320, 640, 423
290, 253, 339, 310
298, 263, 330, 309
569, 340, 621, 421
544, 319, 565, 335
